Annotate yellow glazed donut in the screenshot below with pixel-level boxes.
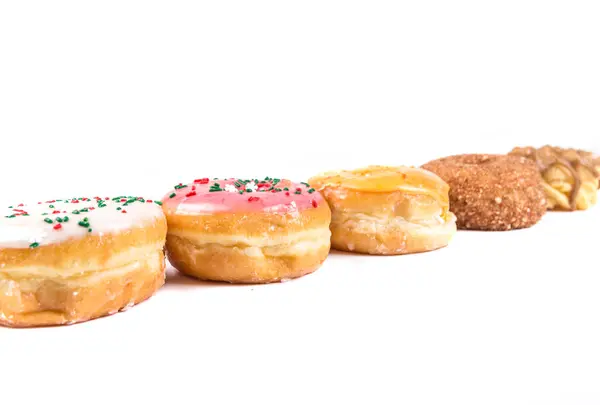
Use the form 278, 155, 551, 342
0, 197, 167, 328
161, 177, 331, 284
309, 166, 457, 255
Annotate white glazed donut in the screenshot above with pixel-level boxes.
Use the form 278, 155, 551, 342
0, 196, 167, 328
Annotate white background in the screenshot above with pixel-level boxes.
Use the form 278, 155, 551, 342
0, 1, 599, 404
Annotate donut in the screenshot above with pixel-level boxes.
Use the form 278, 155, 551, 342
308, 166, 457, 255
0, 197, 167, 328
422, 154, 547, 231
161, 177, 331, 284
509, 145, 599, 211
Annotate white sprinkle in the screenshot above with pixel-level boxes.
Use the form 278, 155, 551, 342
224, 184, 238, 193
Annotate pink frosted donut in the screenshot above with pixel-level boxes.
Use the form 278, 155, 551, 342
161, 177, 332, 284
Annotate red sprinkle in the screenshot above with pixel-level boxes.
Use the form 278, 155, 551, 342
120, 198, 126, 202
185, 191, 197, 197
53, 224, 62, 230
105, 197, 110, 200
146, 199, 153, 203
18, 204, 24, 207
52, 210, 61, 214
194, 178, 210, 184
72, 200, 79, 204
312, 200, 318, 208
248, 196, 260, 202
285, 192, 290, 196
122, 210, 127, 214
89, 207, 95, 211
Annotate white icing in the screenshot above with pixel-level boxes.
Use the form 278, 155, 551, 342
0, 197, 164, 249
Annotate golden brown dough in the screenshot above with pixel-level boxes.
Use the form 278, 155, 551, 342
308, 166, 457, 255
0, 199, 167, 328
162, 178, 331, 284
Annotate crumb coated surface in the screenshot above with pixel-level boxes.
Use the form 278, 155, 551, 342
422, 154, 547, 231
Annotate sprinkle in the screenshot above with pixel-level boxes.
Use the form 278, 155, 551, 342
56, 217, 63, 223
174, 184, 188, 190
53, 223, 62, 230
29, 242, 39, 248
312, 200, 318, 208
52, 210, 61, 214
194, 178, 210, 184
248, 196, 260, 202
185, 191, 197, 197
285, 192, 290, 196
283, 187, 289, 191
169, 193, 176, 198
63, 216, 69, 222
78, 221, 89, 228
154, 201, 163, 206
301, 182, 310, 187
122, 210, 127, 214
117, 207, 122, 211
295, 190, 302, 194
246, 189, 253, 193
88, 228, 92, 232
44, 218, 53, 224
308, 188, 316, 193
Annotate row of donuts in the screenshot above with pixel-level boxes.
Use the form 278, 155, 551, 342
0, 145, 598, 328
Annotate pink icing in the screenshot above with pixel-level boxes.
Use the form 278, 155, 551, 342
161, 178, 324, 214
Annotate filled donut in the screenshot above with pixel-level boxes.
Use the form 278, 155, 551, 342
161, 177, 331, 284
509, 145, 599, 211
0, 197, 167, 328
308, 166, 457, 255
422, 154, 547, 231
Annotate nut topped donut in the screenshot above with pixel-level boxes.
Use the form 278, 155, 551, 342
308, 166, 457, 255
509, 145, 600, 211
0, 197, 167, 328
422, 154, 547, 231
161, 177, 331, 284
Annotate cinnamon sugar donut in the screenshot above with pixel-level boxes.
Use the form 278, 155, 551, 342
422, 154, 547, 231
0, 197, 167, 328
161, 177, 331, 284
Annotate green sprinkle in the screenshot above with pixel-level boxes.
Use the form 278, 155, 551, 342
246, 189, 253, 193
49, 205, 55, 208
29, 242, 39, 248
72, 210, 80, 214
283, 187, 289, 191
42, 213, 48, 216
154, 201, 163, 206
117, 207, 122, 211
44, 218, 53, 224
169, 193, 176, 198
56, 217, 63, 223
88, 228, 92, 232
80, 208, 89, 212
5, 215, 16, 219
78, 221, 89, 228
239, 191, 244, 194
8, 206, 13, 208
301, 182, 310, 187
295, 190, 302, 194
63, 216, 69, 222
308, 188, 316, 193
174, 184, 188, 190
